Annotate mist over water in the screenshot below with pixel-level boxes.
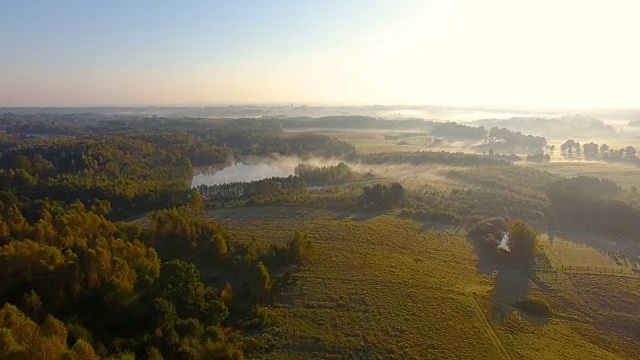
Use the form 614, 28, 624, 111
190, 155, 344, 188
190, 155, 465, 190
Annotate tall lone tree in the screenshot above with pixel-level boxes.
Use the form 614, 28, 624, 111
508, 220, 538, 268
560, 140, 576, 155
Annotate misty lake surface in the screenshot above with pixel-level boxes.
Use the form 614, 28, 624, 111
191, 160, 296, 187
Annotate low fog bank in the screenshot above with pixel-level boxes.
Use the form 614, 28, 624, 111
471, 113, 640, 141
3, 104, 637, 122
3, 105, 638, 136
0, 104, 557, 119
5, 105, 639, 143
470, 115, 619, 139
191, 154, 459, 189
359, 163, 461, 189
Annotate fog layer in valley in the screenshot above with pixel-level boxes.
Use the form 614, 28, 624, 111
191, 154, 460, 191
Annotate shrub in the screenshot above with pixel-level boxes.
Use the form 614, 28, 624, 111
516, 295, 552, 317
251, 261, 273, 297
290, 231, 317, 264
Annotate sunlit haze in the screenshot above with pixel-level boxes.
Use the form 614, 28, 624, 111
2, 0, 639, 107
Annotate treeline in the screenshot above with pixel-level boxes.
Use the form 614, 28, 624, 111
557, 139, 637, 162
0, 112, 114, 135
280, 116, 483, 141
279, 116, 430, 131
195, 176, 308, 203
0, 114, 357, 159
429, 122, 487, 140
359, 183, 405, 209
471, 115, 616, 139
349, 150, 520, 167
194, 162, 372, 205
280, 116, 548, 153
483, 127, 547, 152
295, 162, 373, 186
525, 151, 551, 162
238, 134, 354, 158
548, 176, 640, 237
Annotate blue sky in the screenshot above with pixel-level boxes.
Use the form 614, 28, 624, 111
2, 1, 390, 67
1, 0, 639, 107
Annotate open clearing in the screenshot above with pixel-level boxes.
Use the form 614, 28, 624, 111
212, 206, 500, 359
209, 206, 639, 359
287, 129, 475, 154
519, 160, 640, 189
540, 236, 640, 274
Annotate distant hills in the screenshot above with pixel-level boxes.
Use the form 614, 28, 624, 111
3, 106, 639, 140
471, 115, 617, 138
0, 104, 561, 120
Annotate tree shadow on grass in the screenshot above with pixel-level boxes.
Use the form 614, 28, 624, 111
392, 212, 460, 232
270, 267, 300, 304
468, 233, 551, 325
331, 209, 387, 222
490, 268, 534, 321
468, 234, 501, 276
417, 221, 459, 233
491, 264, 552, 325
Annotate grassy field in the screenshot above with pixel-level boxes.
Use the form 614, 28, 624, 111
287, 129, 474, 154
213, 206, 499, 359
540, 236, 639, 274
519, 159, 640, 189
292, 128, 640, 191
357, 162, 464, 190
208, 206, 640, 359
295, 128, 640, 192
528, 237, 640, 359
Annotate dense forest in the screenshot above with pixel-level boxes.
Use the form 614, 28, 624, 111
0, 115, 330, 359
0, 114, 355, 159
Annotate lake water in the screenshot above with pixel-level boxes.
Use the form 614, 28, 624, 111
191, 160, 296, 187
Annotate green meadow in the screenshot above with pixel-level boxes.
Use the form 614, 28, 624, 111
209, 206, 640, 359
520, 160, 640, 189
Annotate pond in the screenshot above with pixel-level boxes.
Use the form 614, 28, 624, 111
191, 159, 297, 187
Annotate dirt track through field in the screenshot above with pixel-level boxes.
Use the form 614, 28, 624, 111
542, 247, 599, 319
467, 286, 512, 360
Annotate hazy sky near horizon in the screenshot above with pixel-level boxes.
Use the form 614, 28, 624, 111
1, 0, 639, 107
